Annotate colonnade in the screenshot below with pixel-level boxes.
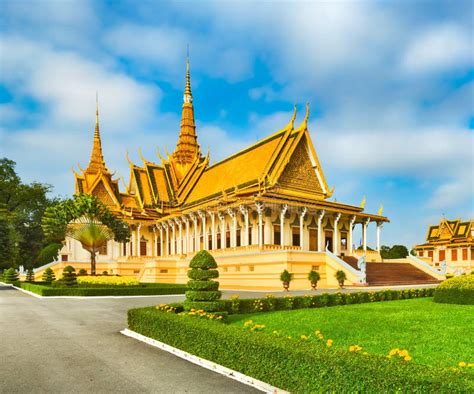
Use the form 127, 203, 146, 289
122, 203, 384, 258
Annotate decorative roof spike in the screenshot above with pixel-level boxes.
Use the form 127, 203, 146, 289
360, 195, 366, 209
302, 102, 310, 128
172, 54, 201, 166
86, 94, 108, 174
377, 204, 384, 216
287, 104, 297, 129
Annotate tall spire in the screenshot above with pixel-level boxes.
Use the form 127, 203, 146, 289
172, 53, 200, 165
86, 94, 108, 174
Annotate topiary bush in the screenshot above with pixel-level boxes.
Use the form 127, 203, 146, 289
78, 268, 87, 276
433, 274, 474, 305
336, 270, 347, 288
3, 267, 19, 283
184, 250, 222, 312
25, 268, 35, 282
62, 265, 77, 287
42, 267, 56, 283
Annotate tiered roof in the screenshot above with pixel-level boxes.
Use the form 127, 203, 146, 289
415, 218, 473, 249
74, 59, 389, 224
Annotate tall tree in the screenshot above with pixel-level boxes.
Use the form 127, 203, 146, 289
42, 194, 130, 275
0, 158, 58, 269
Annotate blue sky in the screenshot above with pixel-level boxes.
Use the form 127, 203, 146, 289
0, 0, 473, 248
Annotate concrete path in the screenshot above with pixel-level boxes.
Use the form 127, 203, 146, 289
0, 285, 258, 393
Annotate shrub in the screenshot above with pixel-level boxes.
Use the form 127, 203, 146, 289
445, 273, 454, 279
77, 269, 87, 276
336, 270, 347, 288
42, 267, 56, 283
102, 271, 108, 276
3, 267, 19, 283
434, 274, 474, 305
62, 265, 77, 287
185, 250, 221, 312
35, 242, 62, 267
280, 269, 293, 291
25, 268, 35, 282
308, 270, 320, 289
128, 307, 473, 392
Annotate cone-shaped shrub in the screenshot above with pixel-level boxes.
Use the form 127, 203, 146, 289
62, 265, 77, 287
42, 267, 56, 283
26, 268, 35, 282
184, 250, 222, 312
3, 267, 19, 284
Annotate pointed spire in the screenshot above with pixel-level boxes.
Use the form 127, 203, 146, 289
86, 94, 108, 174
172, 53, 201, 166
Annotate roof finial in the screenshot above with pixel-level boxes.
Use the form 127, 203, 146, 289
95, 91, 99, 136
288, 103, 297, 128
184, 47, 192, 103
302, 102, 310, 128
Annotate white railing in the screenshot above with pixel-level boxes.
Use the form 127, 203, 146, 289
407, 255, 446, 275
33, 259, 61, 273
325, 247, 366, 284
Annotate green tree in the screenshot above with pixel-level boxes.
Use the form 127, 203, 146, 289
0, 158, 58, 269
280, 269, 293, 291
35, 243, 63, 266
42, 267, 56, 283
25, 268, 35, 282
335, 270, 347, 288
62, 266, 77, 286
3, 267, 19, 283
308, 270, 321, 290
42, 194, 130, 275
380, 244, 409, 259
185, 250, 222, 312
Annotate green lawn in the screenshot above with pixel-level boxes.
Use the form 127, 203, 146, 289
228, 298, 474, 370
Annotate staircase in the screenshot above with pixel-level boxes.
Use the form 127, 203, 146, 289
341, 256, 440, 286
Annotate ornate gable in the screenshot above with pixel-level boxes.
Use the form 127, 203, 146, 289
91, 180, 117, 209
278, 138, 323, 195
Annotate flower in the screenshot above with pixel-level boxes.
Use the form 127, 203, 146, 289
458, 361, 467, 367
399, 350, 408, 357
404, 356, 412, 362
326, 339, 333, 347
244, 320, 253, 327
300, 335, 309, 341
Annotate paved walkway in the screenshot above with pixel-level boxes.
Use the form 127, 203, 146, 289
0, 285, 258, 393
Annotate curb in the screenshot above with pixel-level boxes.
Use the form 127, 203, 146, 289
121, 328, 288, 394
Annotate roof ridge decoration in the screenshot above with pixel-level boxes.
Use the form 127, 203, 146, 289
85, 94, 109, 175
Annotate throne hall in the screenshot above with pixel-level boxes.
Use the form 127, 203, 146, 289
59, 59, 394, 289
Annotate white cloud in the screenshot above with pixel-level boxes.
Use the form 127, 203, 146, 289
427, 177, 474, 210
401, 24, 473, 74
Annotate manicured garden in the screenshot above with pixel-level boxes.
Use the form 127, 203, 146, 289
126, 252, 474, 392
227, 297, 474, 370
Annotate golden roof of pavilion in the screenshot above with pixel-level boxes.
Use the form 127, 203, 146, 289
414, 218, 474, 249
74, 59, 389, 225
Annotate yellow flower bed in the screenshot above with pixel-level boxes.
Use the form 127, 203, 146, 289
77, 276, 139, 286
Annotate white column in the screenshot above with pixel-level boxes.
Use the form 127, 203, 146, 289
136, 224, 141, 257
317, 210, 325, 252
157, 224, 164, 257
163, 223, 169, 256
210, 212, 217, 250
349, 215, 356, 254
300, 207, 307, 250
280, 204, 288, 247
190, 213, 198, 252
376, 222, 383, 252
333, 213, 341, 255
198, 210, 207, 250
152, 226, 157, 257
256, 202, 264, 248
218, 212, 226, 249
175, 218, 183, 255
227, 208, 236, 247
183, 217, 189, 254
239, 205, 249, 247
362, 218, 369, 252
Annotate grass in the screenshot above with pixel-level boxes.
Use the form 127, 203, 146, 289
228, 297, 474, 370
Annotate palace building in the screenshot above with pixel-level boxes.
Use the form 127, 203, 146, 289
48, 59, 443, 290
413, 218, 473, 274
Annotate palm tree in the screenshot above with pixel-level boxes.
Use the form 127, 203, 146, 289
42, 194, 130, 275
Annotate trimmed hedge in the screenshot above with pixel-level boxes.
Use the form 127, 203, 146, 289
128, 307, 473, 392
186, 280, 219, 291
187, 269, 219, 281
434, 274, 474, 305
18, 282, 186, 296
170, 288, 436, 316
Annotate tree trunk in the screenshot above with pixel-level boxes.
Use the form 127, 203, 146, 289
90, 251, 96, 276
